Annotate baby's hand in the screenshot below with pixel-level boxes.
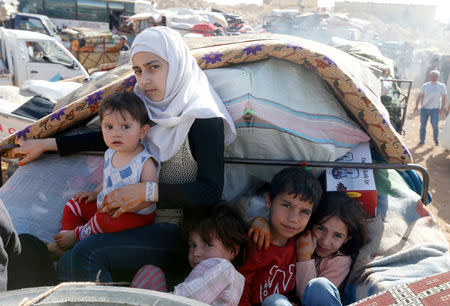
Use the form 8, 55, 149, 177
248, 217, 271, 251
295, 230, 317, 261
73, 191, 98, 203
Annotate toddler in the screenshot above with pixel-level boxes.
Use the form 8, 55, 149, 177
132, 202, 249, 306
48, 91, 159, 257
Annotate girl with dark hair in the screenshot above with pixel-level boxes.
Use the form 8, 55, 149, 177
131, 202, 249, 305
293, 191, 368, 306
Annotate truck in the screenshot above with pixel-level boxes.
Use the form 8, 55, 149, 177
18, 0, 156, 31
2, 13, 60, 40
0, 27, 89, 87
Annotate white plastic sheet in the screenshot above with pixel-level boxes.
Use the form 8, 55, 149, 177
20, 80, 82, 102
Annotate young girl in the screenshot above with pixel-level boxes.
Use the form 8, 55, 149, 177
47, 91, 159, 257
295, 191, 368, 306
251, 191, 368, 306
131, 202, 249, 306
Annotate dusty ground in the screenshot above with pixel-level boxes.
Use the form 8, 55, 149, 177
403, 89, 450, 243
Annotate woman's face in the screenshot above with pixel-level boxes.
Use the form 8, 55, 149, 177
312, 216, 350, 258
132, 52, 169, 102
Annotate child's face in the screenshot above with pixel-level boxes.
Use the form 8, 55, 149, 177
188, 231, 237, 269
101, 110, 149, 154
266, 192, 313, 246
312, 216, 350, 258
132, 51, 169, 102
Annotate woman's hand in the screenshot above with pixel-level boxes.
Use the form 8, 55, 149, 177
296, 230, 317, 261
248, 217, 272, 251
10, 138, 57, 166
99, 183, 148, 218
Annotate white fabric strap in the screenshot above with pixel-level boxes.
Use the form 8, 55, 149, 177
145, 182, 157, 202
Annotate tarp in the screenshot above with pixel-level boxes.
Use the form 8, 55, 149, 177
330, 37, 395, 76
344, 169, 450, 303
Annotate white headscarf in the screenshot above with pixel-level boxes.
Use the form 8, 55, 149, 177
131, 26, 236, 162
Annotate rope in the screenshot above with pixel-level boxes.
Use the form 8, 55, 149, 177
17, 268, 131, 306
18, 282, 95, 306
17, 280, 132, 305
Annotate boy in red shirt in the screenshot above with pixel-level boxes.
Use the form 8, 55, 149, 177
239, 167, 322, 305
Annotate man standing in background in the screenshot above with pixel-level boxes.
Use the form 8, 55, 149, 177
414, 70, 447, 146
119, 36, 129, 51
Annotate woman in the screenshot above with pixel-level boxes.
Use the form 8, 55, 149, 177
11, 27, 236, 282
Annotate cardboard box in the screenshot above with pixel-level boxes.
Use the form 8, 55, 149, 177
326, 142, 377, 217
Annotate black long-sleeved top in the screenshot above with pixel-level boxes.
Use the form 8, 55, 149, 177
56, 118, 225, 209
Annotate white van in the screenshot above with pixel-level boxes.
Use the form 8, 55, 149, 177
0, 27, 88, 87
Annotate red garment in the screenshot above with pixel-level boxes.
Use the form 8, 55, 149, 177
238, 238, 297, 305
61, 197, 154, 240
192, 23, 217, 36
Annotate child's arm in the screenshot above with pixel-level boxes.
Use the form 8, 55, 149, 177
248, 217, 271, 251
73, 184, 102, 203
295, 231, 318, 299
140, 157, 158, 184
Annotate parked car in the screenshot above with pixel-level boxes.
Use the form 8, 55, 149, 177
0, 27, 88, 87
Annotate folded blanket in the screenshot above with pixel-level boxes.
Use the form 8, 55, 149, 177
344, 169, 450, 304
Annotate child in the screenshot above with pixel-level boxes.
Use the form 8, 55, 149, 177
295, 192, 368, 306
253, 192, 368, 306
131, 202, 249, 306
239, 167, 322, 306
48, 91, 159, 257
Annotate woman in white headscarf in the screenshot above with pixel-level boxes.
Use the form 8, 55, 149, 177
11, 27, 236, 283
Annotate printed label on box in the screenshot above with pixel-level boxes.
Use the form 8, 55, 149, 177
326, 143, 376, 192
326, 142, 378, 217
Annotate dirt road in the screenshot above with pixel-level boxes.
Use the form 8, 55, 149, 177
403, 89, 450, 243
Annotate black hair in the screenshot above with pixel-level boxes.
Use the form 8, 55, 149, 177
268, 167, 322, 208
311, 192, 368, 260
99, 91, 149, 126
182, 202, 249, 268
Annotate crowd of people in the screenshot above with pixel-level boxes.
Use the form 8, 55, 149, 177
0, 26, 371, 305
